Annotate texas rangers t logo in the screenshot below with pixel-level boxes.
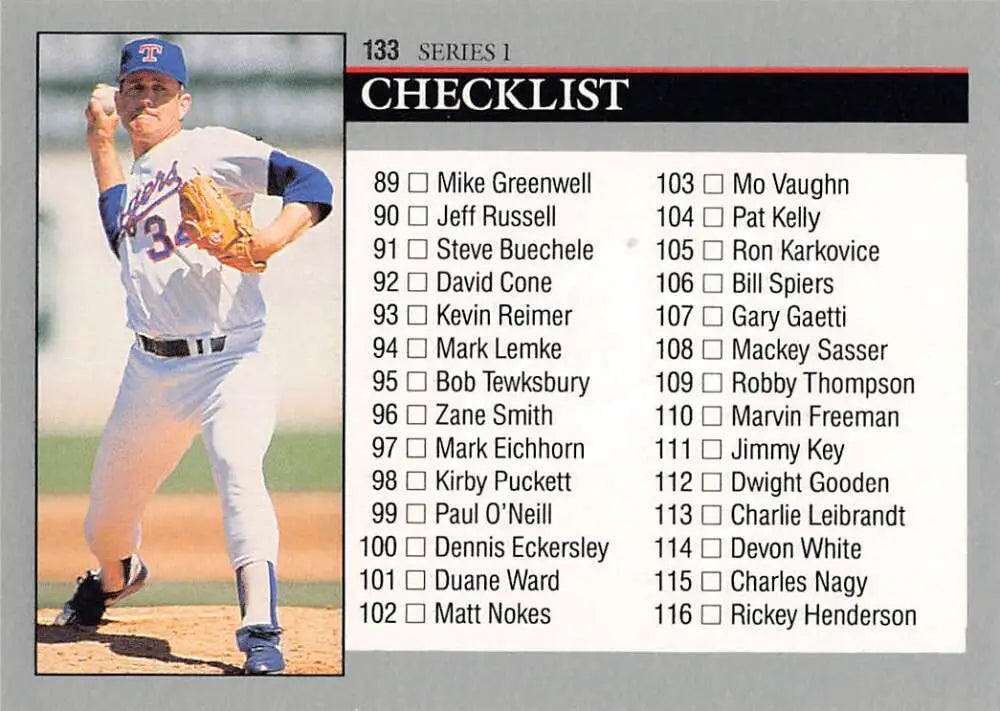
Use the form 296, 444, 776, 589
138, 43, 163, 63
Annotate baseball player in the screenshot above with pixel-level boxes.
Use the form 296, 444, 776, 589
54, 37, 334, 676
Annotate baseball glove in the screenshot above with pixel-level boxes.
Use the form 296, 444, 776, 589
178, 175, 266, 273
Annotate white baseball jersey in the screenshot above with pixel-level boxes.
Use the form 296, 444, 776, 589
113, 126, 273, 338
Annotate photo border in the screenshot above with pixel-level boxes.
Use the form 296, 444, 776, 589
33, 29, 348, 678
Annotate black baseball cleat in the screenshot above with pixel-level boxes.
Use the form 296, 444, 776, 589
53, 555, 149, 626
236, 624, 286, 674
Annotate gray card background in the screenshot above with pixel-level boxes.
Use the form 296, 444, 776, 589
3, 1, 997, 709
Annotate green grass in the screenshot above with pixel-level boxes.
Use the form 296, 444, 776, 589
38, 580, 342, 610
38, 432, 341, 494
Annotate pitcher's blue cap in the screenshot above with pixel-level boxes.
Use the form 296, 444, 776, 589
119, 37, 188, 86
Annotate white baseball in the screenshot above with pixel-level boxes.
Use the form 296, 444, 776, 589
92, 83, 118, 115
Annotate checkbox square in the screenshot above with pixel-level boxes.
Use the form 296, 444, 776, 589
406, 437, 427, 458
702, 405, 723, 427
407, 239, 428, 260
407, 338, 428, 359
702, 273, 724, 293
407, 272, 429, 292
702, 306, 723, 327
702, 504, 723, 526
408, 172, 429, 193
406, 404, 427, 425
702, 241, 723, 261
405, 603, 426, 623
406, 470, 427, 491
406, 569, 427, 590
702, 339, 723, 360
406, 503, 427, 524
408, 205, 428, 227
703, 174, 724, 194
701, 537, 723, 558
701, 571, 723, 592
405, 536, 426, 557
701, 604, 722, 625
702, 372, 723, 393
701, 472, 723, 492
406, 371, 427, 392
702, 439, 722, 459
703, 207, 724, 228
407, 304, 428, 326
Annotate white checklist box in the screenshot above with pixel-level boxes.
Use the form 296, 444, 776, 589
405, 569, 427, 590
406, 404, 427, 425
702, 240, 724, 261
701, 604, 722, 625
407, 338, 428, 359
407, 304, 428, 326
702, 372, 723, 393
702, 504, 723, 526
405, 603, 426, 624
701, 538, 723, 559
702, 339, 723, 360
702, 306, 723, 327
702, 405, 723, 427
703, 207, 724, 228
703, 173, 724, 194
701, 571, 723, 592
406, 371, 427, 392
406, 470, 427, 491
701, 472, 723, 492
407, 272, 429, 292
406, 503, 427, 524
408, 172, 429, 193
406, 438, 427, 458
405, 536, 426, 557
702, 273, 724, 293
702, 439, 722, 459
407, 238, 428, 259
408, 205, 428, 227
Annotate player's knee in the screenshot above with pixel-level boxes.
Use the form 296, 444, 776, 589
210, 453, 267, 487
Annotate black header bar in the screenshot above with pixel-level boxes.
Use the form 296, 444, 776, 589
344, 67, 968, 123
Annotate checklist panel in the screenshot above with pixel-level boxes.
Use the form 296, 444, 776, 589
345, 151, 967, 652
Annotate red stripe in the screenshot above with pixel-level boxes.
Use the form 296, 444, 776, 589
346, 65, 968, 75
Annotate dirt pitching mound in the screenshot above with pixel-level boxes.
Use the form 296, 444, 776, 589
36, 605, 342, 675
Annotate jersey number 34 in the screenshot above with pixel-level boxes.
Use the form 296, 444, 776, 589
144, 215, 192, 262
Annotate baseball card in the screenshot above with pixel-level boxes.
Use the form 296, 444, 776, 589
2, 1, 999, 709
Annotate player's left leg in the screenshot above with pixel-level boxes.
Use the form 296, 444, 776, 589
56, 346, 200, 626
200, 343, 284, 674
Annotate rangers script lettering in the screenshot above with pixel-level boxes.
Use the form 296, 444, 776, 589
119, 159, 182, 237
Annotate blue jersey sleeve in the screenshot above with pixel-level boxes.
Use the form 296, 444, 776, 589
266, 151, 334, 223
98, 184, 126, 256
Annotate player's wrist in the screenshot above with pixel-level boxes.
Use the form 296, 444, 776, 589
250, 227, 285, 262
87, 135, 117, 156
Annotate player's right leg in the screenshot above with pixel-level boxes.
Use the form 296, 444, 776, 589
55, 347, 198, 626
200, 345, 284, 673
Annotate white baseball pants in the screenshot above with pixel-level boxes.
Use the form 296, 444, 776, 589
84, 328, 279, 572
